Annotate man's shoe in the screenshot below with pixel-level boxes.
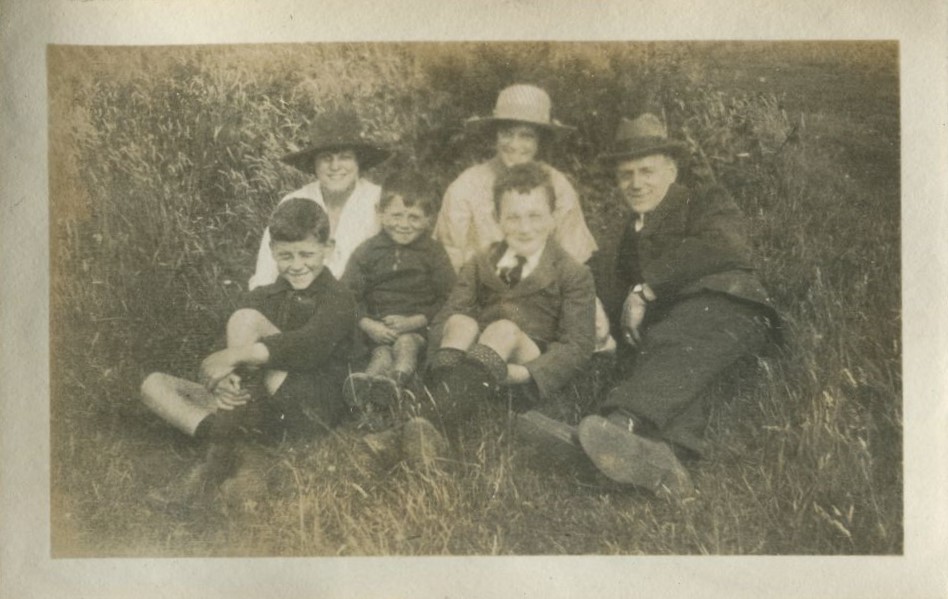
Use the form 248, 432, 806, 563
514, 410, 592, 470
401, 417, 449, 470
344, 373, 398, 411
577, 415, 695, 498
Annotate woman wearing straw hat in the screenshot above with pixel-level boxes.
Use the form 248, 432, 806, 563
433, 84, 613, 352
248, 108, 391, 289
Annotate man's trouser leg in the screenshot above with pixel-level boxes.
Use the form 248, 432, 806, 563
603, 293, 769, 457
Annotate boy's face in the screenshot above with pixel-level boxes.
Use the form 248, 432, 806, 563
497, 186, 555, 257
270, 234, 332, 290
314, 149, 359, 195
380, 195, 430, 246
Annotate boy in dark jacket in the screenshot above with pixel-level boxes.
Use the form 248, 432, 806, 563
340, 170, 456, 410
141, 198, 355, 510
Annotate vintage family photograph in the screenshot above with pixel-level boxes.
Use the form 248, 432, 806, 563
47, 41, 901, 558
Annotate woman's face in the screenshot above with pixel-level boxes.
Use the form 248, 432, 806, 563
314, 149, 360, 195
495, 124, 540, 167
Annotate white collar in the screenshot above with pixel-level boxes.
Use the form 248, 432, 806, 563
497, 243, 545, 279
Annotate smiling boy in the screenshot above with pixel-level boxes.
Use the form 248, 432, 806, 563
420, 162, 596, 450
141, 198, 355, 510
340, 170, 455, 411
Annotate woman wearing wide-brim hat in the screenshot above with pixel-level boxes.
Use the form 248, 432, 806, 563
433, 84, 598, 272
248, 108, 391, 289
432, 84, 613, 353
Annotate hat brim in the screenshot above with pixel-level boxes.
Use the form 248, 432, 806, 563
280, 143, 391, 175
464, 116, 575, 136
598, 140, 689, 165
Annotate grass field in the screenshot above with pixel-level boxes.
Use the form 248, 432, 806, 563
49, 41, 900, 556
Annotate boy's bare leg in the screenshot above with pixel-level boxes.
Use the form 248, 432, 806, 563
438, 314, 480, 352
226, 308, 288, 396
477, 319, 541, 363
141, 372, 217, 436
392, 333, 426, 381
365, 345, 395, 378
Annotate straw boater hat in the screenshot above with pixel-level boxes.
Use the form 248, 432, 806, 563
599, 113, 689, 164
465, 84, 575, 135
281, 109, 391, 174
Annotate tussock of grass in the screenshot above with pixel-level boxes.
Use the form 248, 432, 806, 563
49, 42, 900, 556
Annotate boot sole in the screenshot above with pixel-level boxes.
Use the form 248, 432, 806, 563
578, 415, 694, 497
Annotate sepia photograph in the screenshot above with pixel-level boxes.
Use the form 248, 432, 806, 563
3, 0, 946, 597
49, 41, 901, 557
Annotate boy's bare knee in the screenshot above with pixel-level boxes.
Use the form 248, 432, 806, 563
444, 314, 479, 333
141, 372, 171, 398
394, 332, 425, 351
480, 319, 522, 342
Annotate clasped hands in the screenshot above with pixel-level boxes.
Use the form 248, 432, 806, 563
200, 348, 250, 410
360, 314, 428, 344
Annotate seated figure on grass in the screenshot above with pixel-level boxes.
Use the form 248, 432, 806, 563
340, 170, 456, 416
141, 198, 355, 510
518, 114, 780, 499
411, 161, 596, 462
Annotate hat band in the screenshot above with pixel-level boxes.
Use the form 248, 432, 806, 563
493, 104, 552, 125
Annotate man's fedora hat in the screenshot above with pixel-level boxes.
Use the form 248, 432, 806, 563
465, 84, 575, 134
599, 113, 689, 164
281, 109, 391, 175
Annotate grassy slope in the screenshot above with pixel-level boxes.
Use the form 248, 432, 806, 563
50, 42, 900, 556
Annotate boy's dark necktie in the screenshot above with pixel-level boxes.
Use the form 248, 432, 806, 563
500, 255, 528, 287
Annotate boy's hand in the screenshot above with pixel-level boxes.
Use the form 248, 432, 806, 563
200, 348, 239, 390
360, 318, 398, 344
504, 364, 532, 385
213, 373, 251, 410
382, 314, 428, 334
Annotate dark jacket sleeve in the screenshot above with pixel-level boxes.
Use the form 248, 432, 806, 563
340, 242, 370, 322
643, 186, 754, 300
259, 286, 356, 372
524, 262, 596, 398
424, 243, 459, 322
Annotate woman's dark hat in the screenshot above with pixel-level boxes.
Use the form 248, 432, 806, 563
281, 109, 391, 174
599, 113, 689, 164
464, 84, 575, 135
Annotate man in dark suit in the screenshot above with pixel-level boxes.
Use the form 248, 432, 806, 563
520, 114, 778, 497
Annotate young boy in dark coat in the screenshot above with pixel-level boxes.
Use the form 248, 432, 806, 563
141, 198, 355, 510
340, 170, 456, 411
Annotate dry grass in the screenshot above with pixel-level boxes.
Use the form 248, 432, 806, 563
49, 41, 900, 556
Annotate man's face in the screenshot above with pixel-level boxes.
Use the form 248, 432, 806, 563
270, 234, 332, 290
497, 186, 555, 256
615, 154, 678, 214
314, 149, 359, 195
380, 195, 431, 246
495, 124, 540, 167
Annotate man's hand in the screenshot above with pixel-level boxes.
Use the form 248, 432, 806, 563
621, 292, 648, 346
213, 373, 251, 411
382, 314, 428, 335
360, 318, 398, 344
200, 348, 240, 391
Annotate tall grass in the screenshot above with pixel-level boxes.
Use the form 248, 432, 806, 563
49, 42, 900, 555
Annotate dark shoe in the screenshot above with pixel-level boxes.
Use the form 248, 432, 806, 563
344, 373, 399, 411
514, 411, 595, 471
578, 415, 695, 498
401, 417, 449, 470
219, 446, 271, 512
